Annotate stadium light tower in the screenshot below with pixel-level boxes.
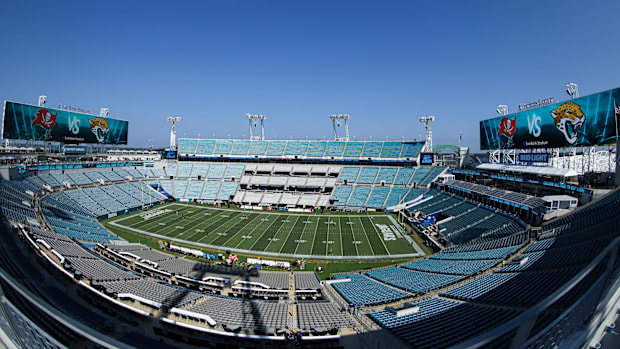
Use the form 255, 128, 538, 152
100, 108, 110, 117
419, 115, 435, 152
38, 95, 47, 107
566, 82, 579, 99
496, 105, 508, 116
246, 113, 266, 140
330, 114, 350, 141
167, 116, 181, 149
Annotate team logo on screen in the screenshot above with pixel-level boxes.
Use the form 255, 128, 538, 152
497, 117, 516, 147
32, 109, 57, 129
88, 117, 110, 143
551, 102, 585, 145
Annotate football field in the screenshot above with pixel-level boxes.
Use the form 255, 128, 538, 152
108, 203, 425, 259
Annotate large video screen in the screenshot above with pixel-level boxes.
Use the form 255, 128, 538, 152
480, 87, 620, 150
2, 101, 128, 144
420, 153, 434, 165
164, 150, 178, 159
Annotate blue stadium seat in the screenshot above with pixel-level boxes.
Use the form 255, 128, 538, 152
231, 140, 250, 155
342, 142, 364, 158
306, 141, 327, 157
361, 142, 382, 158
213, 140, 233, 154
284, 141, 309, 156
265, 141, 286, 156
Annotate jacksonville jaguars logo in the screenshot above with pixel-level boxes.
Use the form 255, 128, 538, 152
88, 117, 110, 143
551, 102, 585, 145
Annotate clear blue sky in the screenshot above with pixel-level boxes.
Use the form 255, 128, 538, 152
1, 0, 618, 151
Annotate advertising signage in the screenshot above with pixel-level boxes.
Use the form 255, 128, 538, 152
518, 152, 549, 163
480, 88, 620, 150
2, 101, 128, 144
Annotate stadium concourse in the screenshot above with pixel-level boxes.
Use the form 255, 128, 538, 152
0, 138, 617, 348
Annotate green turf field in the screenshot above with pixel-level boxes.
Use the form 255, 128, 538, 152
108, 203, 425, 259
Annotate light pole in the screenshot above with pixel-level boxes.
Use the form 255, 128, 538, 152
566, 82, 579, 99
496, 105, 508, 116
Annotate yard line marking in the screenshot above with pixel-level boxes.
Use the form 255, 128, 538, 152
276, 216, 302, 254
157, 207, 228, 237
218, 213, 264, 246
247, 215, 283, 250
234, 214, 278, 249
346, 216, 360, 256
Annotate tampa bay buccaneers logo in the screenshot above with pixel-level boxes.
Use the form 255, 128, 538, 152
88, 117, 110, 143
497, 117, 516, 147
32, 109, 57, 129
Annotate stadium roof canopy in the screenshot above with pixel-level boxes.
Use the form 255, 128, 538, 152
476, 163, 578, 178
432, 144, 459, 155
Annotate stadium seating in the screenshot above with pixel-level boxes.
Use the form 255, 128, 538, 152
342, 141, 363, 158
337, 167, 360, 183
38, 173, 61, 188
183, 295, 288, 330
402, 258, 499, 276
361, 142, 382, 157
82, 187, 127, 213
306, 141, 327, 157
331, 274, 409, 306
214, 140, 233, 154
284, 141, 309, 156
331, 186, 353, 206
0, 164, 617, 347
196, 139, 216, 155
370, 297, 460, 328
185, 181, 205, 199
231, 140, 250, 155
356, 167, 379, 184
410, 166, 433, 185
375, 167, 397, 184
173, 180, 188, 198
366, 187, 390, 208
384, 188, 410, 208
178, 138, 198, 154
265, 141, 286, 156
224, 164, 244, 179
191, 163, 210, 178
100, 185, 141, 207
324, 141, 345, 157
202, 182, 222, 200
393, 167, 415, 185
165, 165, 177, 178
178, 163, 193, 178
179, 138, 429, 161
380, 301, 520, 349
218, 182, 238, 200
400, 142, 424, 158
379, 142, 401, 158
347, 186, 372, 207
207, 164, 226, 179
294, 272, 320, 290
297, 302, 355, 331
50, 173, 74, 186
248, 141, 268, 155
365, 268, 463, 293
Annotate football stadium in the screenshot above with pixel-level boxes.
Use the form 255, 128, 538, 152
0, 84, 618, 349
1, 2, 619, 348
